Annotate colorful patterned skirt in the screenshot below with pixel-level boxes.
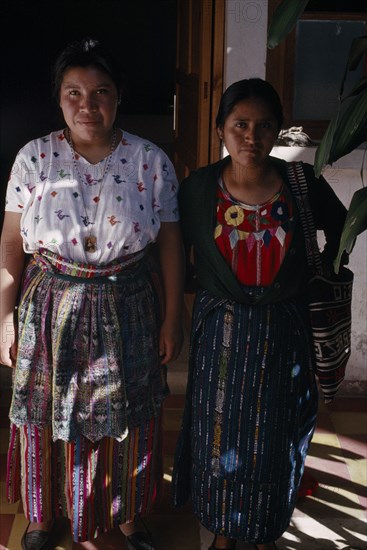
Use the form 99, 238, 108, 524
173, 288, 318, 544
6, 250, 167, 541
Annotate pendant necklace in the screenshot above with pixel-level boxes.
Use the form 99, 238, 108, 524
67, 128, 117, 253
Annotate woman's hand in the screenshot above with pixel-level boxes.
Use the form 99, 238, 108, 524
0, 314, 17, 367
156, 221, 185, 365
159, 318, 184, 365
0, 211, 24, 368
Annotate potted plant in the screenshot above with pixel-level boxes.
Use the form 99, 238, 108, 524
267, 0, 367, 271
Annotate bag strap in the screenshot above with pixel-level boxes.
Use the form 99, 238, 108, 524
286, 161, 323, 276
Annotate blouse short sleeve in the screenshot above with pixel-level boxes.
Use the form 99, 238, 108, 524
5, 146, 31, 213
149, 145, 179, 223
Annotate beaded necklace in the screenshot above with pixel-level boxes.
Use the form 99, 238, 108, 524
67, 128, 117, 253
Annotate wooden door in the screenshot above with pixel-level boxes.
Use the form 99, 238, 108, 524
173, 0, 225, 181
173, 0, 224, 329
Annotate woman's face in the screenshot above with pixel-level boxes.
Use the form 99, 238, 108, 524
59, 65, 119, 143
217, 98, 279, 169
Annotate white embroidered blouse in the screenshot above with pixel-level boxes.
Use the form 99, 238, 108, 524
5, 129, 179, 264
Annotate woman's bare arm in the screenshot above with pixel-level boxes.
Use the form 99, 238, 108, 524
0, 212, 25, 366
156, 221, 185, 364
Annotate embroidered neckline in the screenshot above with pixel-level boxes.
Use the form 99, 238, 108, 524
219, 177, 283, 211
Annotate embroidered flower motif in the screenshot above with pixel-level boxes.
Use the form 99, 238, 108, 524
55, 209, 70, 220
137, 182, 146, 192
84, 173, 99, 186
214, 224, 223, 240
81, 215, 92, 227
271, 200, 289, 222
224, 205, 244, 226
25, 183, 35, 194
108, 215, 121, 226
57, 169, 70, 178
263, 229, 272, 247
229, 229, 239, 249
275, 225, 286, 247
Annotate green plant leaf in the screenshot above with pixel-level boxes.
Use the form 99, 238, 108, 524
344, 76, 367, 99
340, 35, 367, 96
313, 111, 340, 178
267, 0, 309, 50
329, 89, 367, 163
334, 187, 367, 272
346, 35, 367, 71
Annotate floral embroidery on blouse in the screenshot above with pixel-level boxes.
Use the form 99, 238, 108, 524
5, 130, 179, 264
215, 179, 294, 286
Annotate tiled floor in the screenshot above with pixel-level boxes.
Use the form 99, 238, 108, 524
0, 359, 366, 550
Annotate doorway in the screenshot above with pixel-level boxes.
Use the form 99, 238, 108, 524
0, 0, 178, 215
0, 0, 225, 204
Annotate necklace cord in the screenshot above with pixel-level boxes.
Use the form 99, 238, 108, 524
66, 128, 117, 252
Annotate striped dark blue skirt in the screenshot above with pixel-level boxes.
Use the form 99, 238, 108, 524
173, 288, 318, 544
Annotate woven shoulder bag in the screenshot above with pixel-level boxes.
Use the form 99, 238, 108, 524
287, 161, 353, 403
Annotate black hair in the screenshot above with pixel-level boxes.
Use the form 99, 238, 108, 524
52, 37, 122, 102
216, 78, 284, 131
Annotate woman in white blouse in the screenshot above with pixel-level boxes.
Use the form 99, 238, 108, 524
0, 37, 183, 550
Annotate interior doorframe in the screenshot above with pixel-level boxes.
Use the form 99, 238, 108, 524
173, 0, 225, 179
209, 0, 226, 163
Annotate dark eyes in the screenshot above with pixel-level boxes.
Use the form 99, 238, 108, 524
235, 121, 272, 129
68, 88, 109, 96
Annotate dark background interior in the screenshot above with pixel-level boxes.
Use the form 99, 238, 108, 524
0, 0, 177, 217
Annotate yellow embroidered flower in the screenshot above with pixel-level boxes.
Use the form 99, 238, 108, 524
214, 224, 223, 239
224, 205, 244, 226
237, 230, 250, 240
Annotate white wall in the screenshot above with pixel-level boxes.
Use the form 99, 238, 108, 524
224, 0, 268, 85
223, 1, 367, 395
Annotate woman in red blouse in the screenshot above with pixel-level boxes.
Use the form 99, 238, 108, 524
173, 79, 347, 550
